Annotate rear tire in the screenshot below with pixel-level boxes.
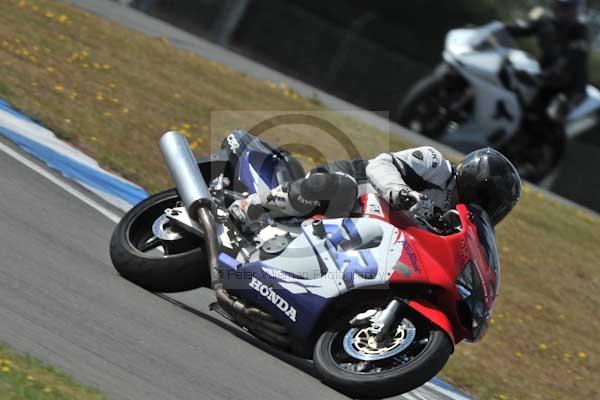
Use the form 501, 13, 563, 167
109, 189, 209, 292
313, 301, 453, 398
502, 122, 566, 183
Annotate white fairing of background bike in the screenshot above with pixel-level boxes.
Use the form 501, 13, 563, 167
566, 85, 600, 138
442, 24, 522, 148
506, 49, 542, 103
258, 215, 403, 299
441, 22, 600, 148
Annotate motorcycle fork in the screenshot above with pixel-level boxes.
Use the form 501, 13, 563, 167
372, 299, 403, 342
352, 299, 407, 343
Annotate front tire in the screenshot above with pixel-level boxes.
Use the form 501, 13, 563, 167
396, 65, 471, 138
313, 302, 453, 398
109, 189, 210, 292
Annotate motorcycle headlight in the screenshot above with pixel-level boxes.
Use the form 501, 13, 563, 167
456, 261, 489, 342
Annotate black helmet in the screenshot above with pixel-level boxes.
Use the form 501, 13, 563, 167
552, 0, 583, 22
456, 148, 521, 225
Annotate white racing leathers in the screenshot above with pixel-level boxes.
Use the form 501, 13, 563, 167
234, 146, 458, 222
366, 146, 458, 212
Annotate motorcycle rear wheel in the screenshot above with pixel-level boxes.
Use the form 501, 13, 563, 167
109, 189, 210, 292
313, 301, 453, 398
501, 121, 566, 183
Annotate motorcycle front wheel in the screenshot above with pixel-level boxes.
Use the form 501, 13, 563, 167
313, 301, 453, 398
396, 65, 472, 137
109, 189, 210, 292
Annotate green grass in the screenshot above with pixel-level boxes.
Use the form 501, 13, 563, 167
0, 344, 104, 400
0, 1, 598, 399
0, 80, 14, 98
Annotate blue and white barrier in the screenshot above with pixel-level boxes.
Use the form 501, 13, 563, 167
0, 99, 147, 210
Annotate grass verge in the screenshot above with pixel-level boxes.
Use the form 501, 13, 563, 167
0, 344, 104, 400
0, 1, 598, 399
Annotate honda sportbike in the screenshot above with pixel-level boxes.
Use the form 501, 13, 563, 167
397, 21, 600, 182
110, 130, 503, 398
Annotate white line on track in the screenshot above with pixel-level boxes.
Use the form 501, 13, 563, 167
0, 141, 122, 224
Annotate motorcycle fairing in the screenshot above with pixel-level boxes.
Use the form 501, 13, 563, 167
360, 194, 467, 341
226, 130, 305, 193
566, 85, 600, 138
222, 259, 335, 338
407, 299, 455, 343
443, 48, 522, 148
237, 150, 276, 193
388, 204, 500, 343
444, 22, 513, 57
219, 216, 403, 339
220, 199, 495, 344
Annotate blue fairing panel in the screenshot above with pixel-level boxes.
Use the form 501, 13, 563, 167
225, 130, 304, 193
224, 262, 333, 339
237, 151, 277, 193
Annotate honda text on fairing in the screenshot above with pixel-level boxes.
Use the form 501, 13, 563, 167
110, 130, 509, 398
396, 21, 600, 182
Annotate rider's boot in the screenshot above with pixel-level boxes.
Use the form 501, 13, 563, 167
228, 193, 265, 229
228, 184, 317, 229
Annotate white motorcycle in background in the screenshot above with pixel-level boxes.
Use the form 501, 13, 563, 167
397, 21, 600, 182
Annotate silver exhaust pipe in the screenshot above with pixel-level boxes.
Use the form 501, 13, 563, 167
159, 131, 211, 219
159, 131, 221, 289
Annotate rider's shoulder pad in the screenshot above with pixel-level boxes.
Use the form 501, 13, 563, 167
394, 146, 445, 170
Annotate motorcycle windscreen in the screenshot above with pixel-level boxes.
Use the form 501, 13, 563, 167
456, 205, 500, 342
469, 205, 500, 299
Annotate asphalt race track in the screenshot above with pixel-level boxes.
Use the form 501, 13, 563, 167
0, 137, 466, 400
0, 138, 350, 400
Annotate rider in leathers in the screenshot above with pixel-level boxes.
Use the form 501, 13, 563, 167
230, 146, 520, 228
506, 0, 589, 117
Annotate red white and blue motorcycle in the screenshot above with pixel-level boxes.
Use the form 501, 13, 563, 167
110, 130, 503, 398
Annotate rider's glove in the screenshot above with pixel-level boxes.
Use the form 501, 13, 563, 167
391, 189, 434, 220
390, 188, 414, 210
409, 192, 434, 220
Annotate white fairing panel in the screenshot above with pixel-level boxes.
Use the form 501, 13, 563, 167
259, 217, 405, 299
444, 21, 509, 60
440, 69, 522, 147
507, 49, 541, 76
442, 24, 523, 147
456, 51, 505, 84
444, 28, 478, 58
570, 86, 600, 120
567, 86, 600, 138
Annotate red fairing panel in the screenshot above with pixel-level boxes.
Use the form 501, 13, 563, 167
384, 204, 483, 343
359, 196, 491, 343
407, 299, 455, 344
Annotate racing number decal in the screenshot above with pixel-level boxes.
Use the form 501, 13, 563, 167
323, 219, 378, 288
